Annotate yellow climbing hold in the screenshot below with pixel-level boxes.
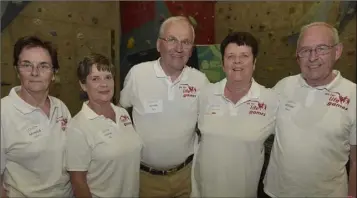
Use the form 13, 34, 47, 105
127, 37, 135, 49
188, 16, 197, 28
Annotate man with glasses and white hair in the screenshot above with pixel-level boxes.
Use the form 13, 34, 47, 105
263, 22, 356, 198
119, 16, 209, 197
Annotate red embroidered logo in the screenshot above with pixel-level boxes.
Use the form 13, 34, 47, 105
120, 115, 132, 126
325, 91, 350, 110
247, 100, 267, 116
179, 84, 197, 98
56, 116, 68, 131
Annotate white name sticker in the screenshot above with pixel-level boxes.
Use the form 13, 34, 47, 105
26, 125, 43, 139
206, 104, 224, 116
144, 100, 163, 114
101, 128, 113, 139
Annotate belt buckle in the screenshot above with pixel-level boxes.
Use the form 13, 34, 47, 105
165, 167, 178, 175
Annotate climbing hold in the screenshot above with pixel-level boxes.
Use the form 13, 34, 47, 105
77, 33, 84, 40
49, 31, 57, 36
127, 37, 135, 49
159, 14, 166, 23
33, 18, 42, 25
188, 16, 197, 27
92, 17, 98, 25
259, 24, 266, 32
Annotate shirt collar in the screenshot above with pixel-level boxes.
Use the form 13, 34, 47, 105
9, 86, 58, 114
213, 78, 261, 99
81, 101, 117, 120
153, 58, 188, 81
298, 70, 342, 90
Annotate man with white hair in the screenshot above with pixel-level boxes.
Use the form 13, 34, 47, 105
120, 16, 209, 197
264, 22, 356, 198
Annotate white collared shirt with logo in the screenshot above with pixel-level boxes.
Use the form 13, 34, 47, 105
120, 59, 209, 169
0, 86, 72, 197
191, 78, 279, 197
264, 70, 356, 197
65, 102, 143, 198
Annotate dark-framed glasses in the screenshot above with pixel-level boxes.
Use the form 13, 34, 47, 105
159, 36, 193, 49
17, 61, 53, 73
297, 44, 338, 58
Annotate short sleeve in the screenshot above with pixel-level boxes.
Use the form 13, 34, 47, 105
350, 119, 356, 145
268, 90, 279, 135
1, 125, 6, 175
203, 74, 210, 85
349, 96, 356, 145
120, 68, 135, 108
272, 78, 287, 96
65, 127, 91, 171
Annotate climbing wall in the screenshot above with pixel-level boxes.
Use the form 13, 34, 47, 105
1, 1, 121, 115
215, 1, 356, 86
119, 1, 355, 87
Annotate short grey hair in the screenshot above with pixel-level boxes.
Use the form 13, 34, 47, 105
297, 22, 340, 46
158, 16, 195, 41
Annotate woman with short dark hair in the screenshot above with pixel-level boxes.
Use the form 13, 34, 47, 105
191, 32, 279, 197
1, 36, 72, 197
65, 53, 143, 197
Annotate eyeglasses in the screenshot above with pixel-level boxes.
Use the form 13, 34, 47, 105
159, 37, 193, 49
17, 61, 53, 73
297, 44, 338, 58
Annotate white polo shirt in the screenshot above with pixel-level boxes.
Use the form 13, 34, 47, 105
264, 70, 356, 197
190, 78, 278, 197
0, 86, 72, 197
120, 58, 209, 169
65, 102, 143, 198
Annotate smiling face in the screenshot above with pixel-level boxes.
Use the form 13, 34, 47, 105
223, 43, 255, 84
157, 19, 194, 72
80, 65, 114, 104
296, 25, 343, 86
17, 47, 55, 93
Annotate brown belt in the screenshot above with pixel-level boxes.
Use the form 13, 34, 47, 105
140, 154, 194, 176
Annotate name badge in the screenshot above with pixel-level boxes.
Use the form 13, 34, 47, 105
284, 100, 297, 111
26, 125, 43, 139
206, 104, 224, 116
144, 100, 163, 113
101, 128, 113, 139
